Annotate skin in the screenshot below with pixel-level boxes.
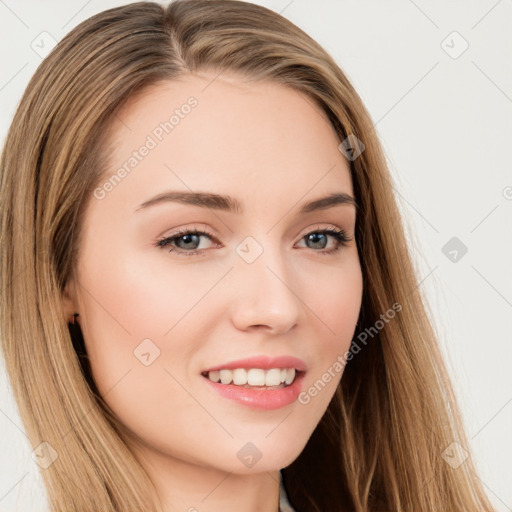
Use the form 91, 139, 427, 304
63, 71, 363, 512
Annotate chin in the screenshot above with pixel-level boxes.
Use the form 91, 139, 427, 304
223, 435, 308, 474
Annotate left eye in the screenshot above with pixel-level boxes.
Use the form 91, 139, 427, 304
156, 228, 351, 256
297, 230, 349, 251
156, 230, 214, 254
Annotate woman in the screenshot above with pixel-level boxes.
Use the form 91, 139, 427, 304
0, 1, 495, 511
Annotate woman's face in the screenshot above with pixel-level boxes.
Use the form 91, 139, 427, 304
64, 71, 363, 476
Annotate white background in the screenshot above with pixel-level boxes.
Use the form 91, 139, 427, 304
0, 1, 511, 510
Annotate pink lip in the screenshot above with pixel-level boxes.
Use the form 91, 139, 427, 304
202, 355, 307, 373
203, 371, 306, 410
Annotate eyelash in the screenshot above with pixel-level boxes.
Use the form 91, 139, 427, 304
156, 226, 352, 257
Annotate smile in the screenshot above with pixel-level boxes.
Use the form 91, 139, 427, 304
203, 368, 297, 387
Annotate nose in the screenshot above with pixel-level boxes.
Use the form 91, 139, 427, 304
228, 246, 301, 335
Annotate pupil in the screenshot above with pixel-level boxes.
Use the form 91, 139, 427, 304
179, 234, 199, 249
308, 233, 327, 249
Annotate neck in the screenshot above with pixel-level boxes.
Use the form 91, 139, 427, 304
129, 440, 281, 512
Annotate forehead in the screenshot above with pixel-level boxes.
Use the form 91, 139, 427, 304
96, 71, 353, 214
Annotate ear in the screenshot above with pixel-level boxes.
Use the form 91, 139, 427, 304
62, 278, 79, 324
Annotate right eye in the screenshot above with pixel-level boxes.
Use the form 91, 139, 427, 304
156, 228, 219, 256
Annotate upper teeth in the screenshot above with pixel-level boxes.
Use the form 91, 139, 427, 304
207, 368, 296, 386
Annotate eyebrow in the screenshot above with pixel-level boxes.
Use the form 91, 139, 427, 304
135, 190, 357, 214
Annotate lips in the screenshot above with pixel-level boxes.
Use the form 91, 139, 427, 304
201, 355, 307, 410
202, 355, 307, 373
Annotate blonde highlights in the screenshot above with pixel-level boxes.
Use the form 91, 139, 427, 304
0, 1, 494, 510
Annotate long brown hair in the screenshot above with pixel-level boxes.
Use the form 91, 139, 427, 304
0, 1, 494, 510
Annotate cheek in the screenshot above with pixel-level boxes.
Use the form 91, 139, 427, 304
296, 255, 362, 409
79, 248, 226, 349
303, 253, 363, 350
75, 249, 229, 405
75, 253, 216, 457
